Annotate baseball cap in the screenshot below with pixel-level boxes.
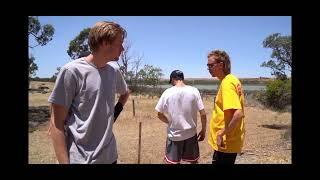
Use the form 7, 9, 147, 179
169, 70, 184, 83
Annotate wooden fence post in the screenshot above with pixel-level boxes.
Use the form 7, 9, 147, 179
138, 122, 142, 164
132, 99, 135, 117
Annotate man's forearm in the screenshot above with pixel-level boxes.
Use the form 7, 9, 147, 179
48, 104, 69, 164
157, 113, 169, 124
221, 110, 243, 136
199, 109, 207, 130
118, 91, 130, 105
200, 114, 207, 130
159, 116, 169, 124
50, 125, 69, 164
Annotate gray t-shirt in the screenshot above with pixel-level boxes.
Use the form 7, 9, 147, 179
48, 58, 128, 164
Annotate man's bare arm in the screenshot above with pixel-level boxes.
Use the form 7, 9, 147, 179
197, 109, 207, 141
219, 109, 243, 136
118, 90, 130, 106
114, 90, 130, 122
47, 104, 69, 164
157, 112, 169, 124
216, 109, 243, 149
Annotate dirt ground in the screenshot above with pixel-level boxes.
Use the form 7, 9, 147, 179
28, 81, 291, 164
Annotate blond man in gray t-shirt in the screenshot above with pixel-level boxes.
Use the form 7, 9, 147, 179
48, 21, 130, 164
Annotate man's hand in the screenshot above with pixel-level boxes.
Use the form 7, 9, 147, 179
198, 109, 207, 141
197, 129, 206, 141
217, 129, 226, 149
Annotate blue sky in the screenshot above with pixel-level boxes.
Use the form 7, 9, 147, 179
29, 16, 291, 79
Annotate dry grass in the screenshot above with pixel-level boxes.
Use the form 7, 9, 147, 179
113, 95, 215, 164
28, 81, 291, 164
28, 125, 57, 164
28, 81, 54, 107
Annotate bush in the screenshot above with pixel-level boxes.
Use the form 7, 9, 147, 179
245, 92, 266, 109
257, 78, 291, 110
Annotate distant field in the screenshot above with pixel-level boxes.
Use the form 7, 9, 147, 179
159, 77, 272, 85
159, 84, 266, 91
30, 77, 271, 86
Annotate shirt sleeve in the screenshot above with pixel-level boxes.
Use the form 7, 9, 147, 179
115, 68, 128, 95
48, 67, 77, 110
155, 92, 167, 113
221, 81, 242, 111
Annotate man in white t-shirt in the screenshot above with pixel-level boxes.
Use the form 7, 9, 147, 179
155, 70, 207, 164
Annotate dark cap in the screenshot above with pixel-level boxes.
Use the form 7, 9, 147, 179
169, 70, 184, 83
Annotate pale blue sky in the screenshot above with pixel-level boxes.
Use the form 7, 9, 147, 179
28, 16, 291, 79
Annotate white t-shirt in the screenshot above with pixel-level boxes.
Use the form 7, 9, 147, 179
155, 85, 204, 141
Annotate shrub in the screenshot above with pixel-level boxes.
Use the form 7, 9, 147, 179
257, 78, 291, 110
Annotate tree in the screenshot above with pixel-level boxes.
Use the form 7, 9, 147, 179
261, 33, 291, 80
117, 41, 132, 78
136, 65, 163, 97
130, 54, 143, 87
117, 42, 145, 84
29, 54, 38, 77
29, 16, 55, 48
258, 33, 292, 110
28, 16, 55, 78
67, 28, 91, 59
139, 65, 163, 88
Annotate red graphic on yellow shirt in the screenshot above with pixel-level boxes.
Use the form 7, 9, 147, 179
237, 84, 242, 96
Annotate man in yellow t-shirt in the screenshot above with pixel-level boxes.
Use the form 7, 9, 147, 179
207, 50, 245, 164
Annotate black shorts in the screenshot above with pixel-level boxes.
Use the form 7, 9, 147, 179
164, 134, 199, 164
212, 150, 238, 164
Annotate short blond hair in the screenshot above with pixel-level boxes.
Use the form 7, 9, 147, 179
207, 50, 231, 74
88, 21, 127, 52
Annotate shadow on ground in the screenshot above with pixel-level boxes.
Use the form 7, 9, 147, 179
259, 124, 290, 130
29, 106, 50, 132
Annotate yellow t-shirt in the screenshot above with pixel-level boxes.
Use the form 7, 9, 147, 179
208, 74, 245, 153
